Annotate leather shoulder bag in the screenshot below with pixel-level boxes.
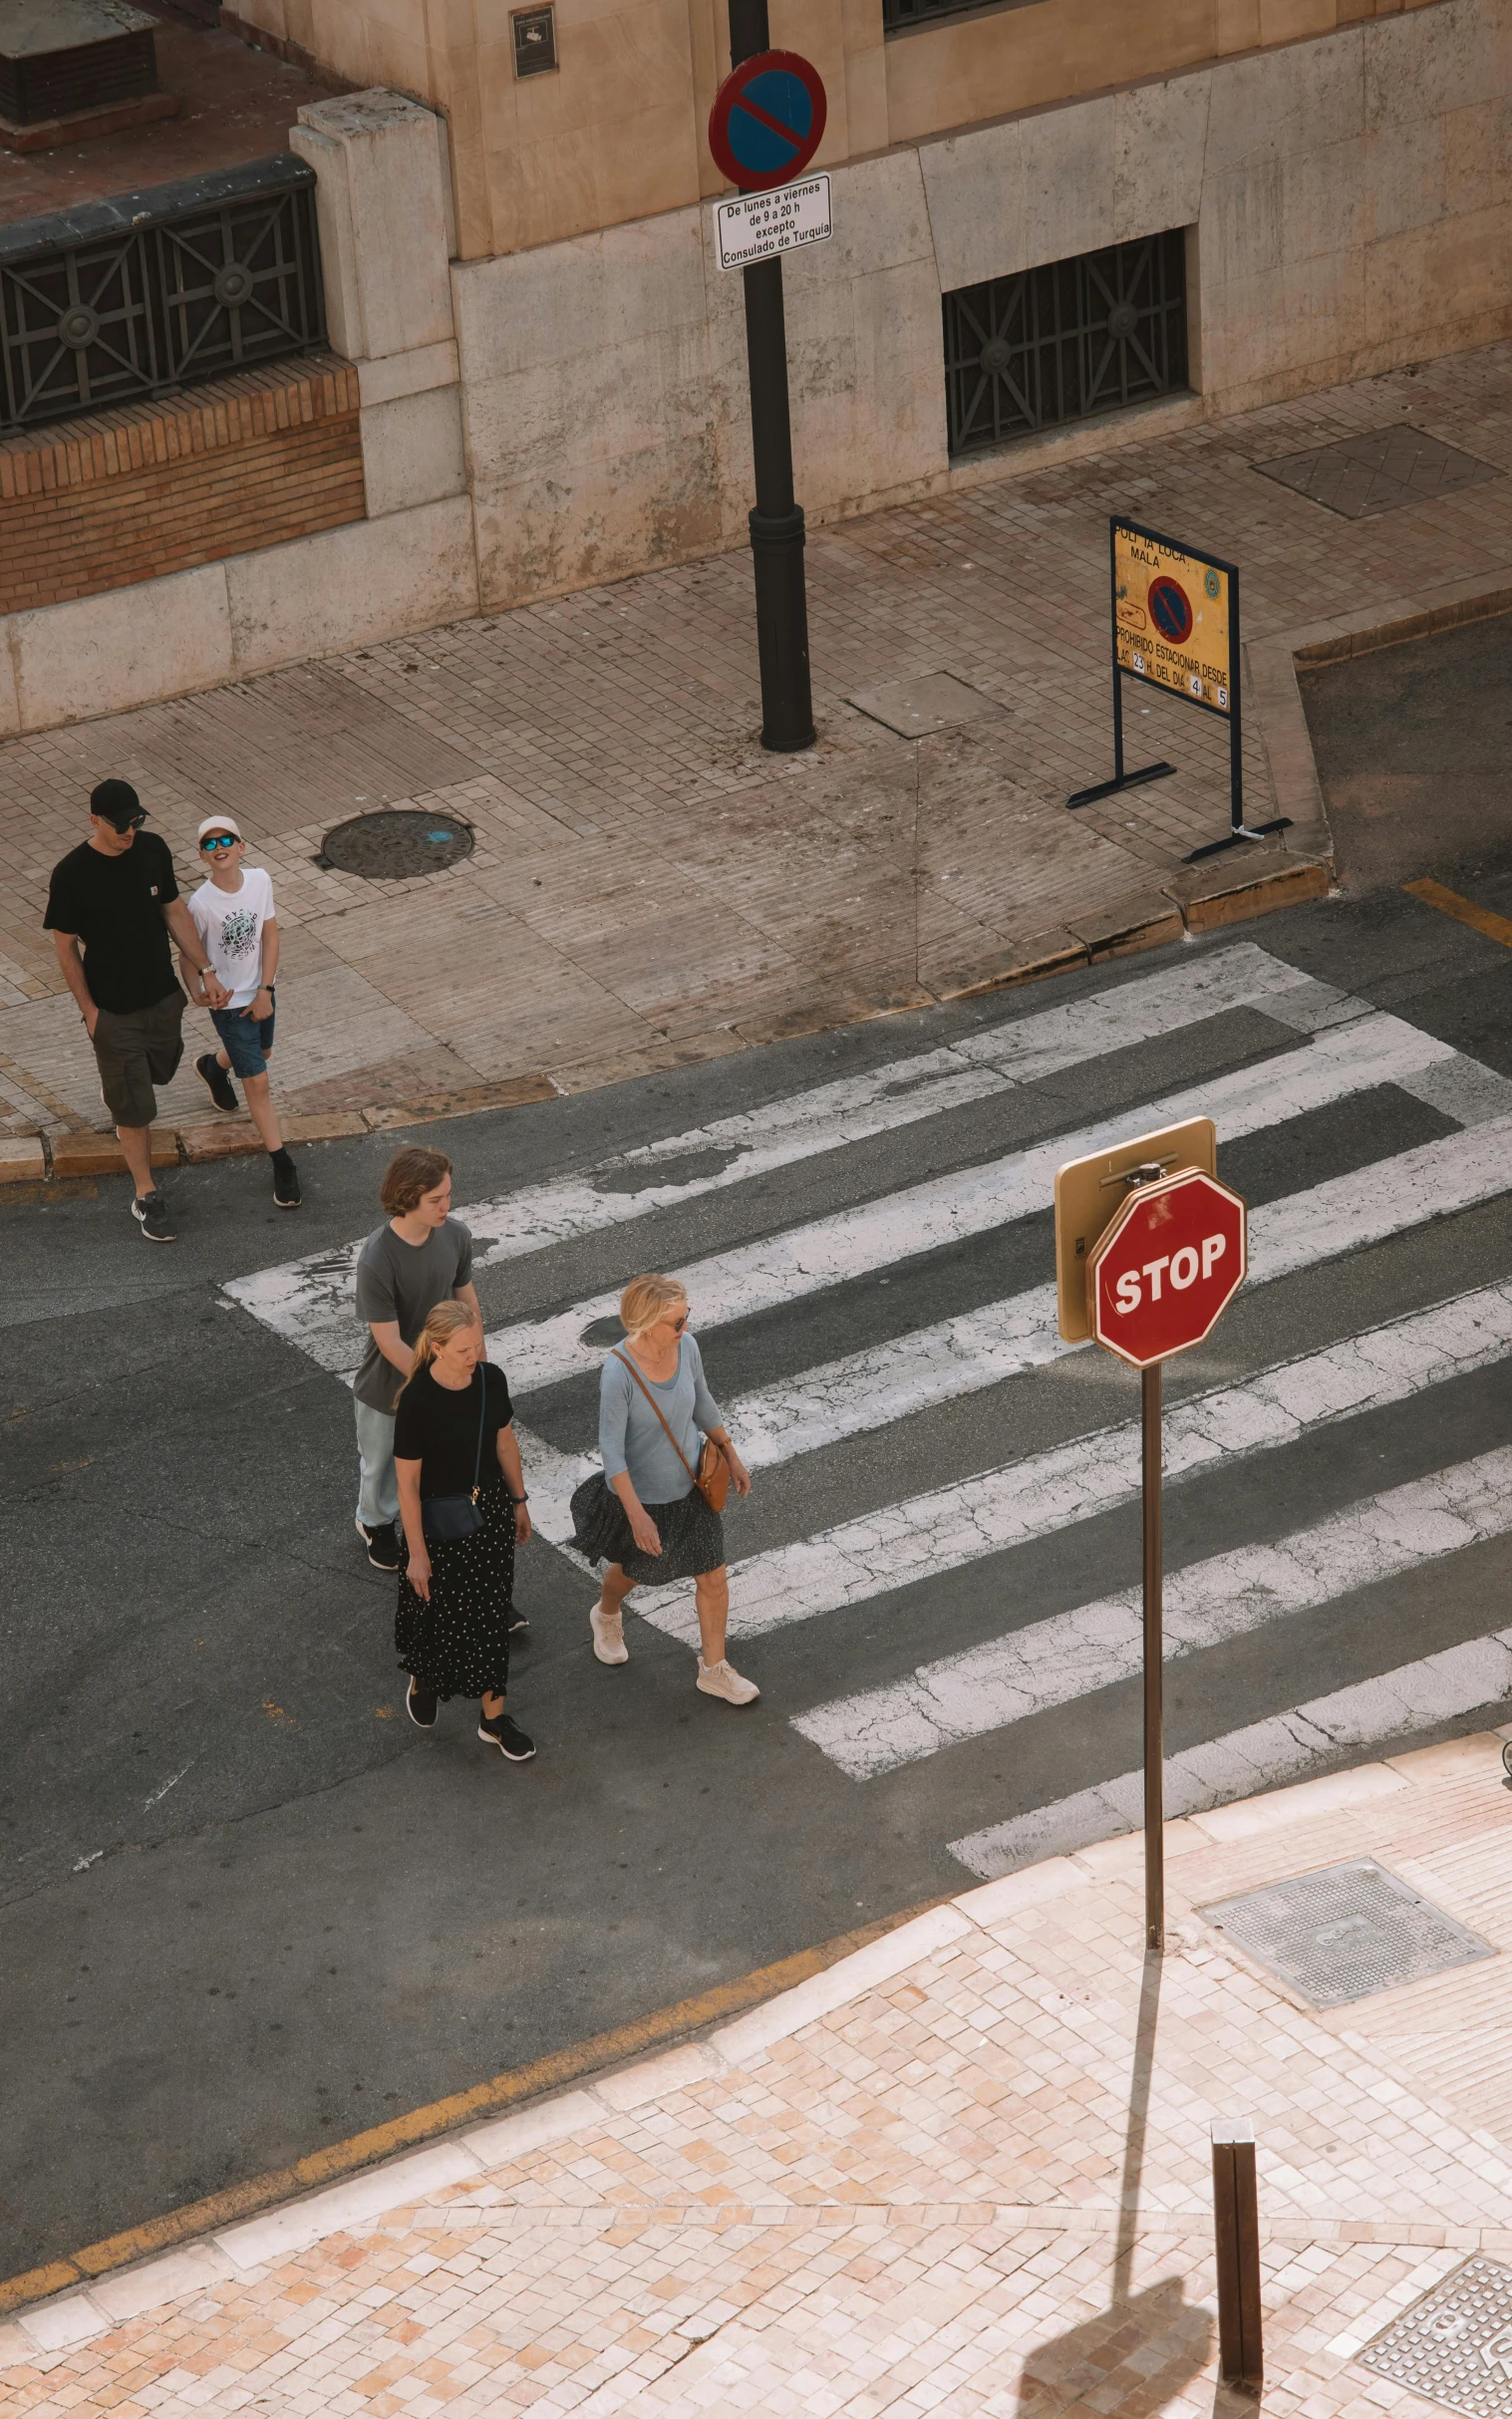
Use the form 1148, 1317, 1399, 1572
421, 1370, 490, 1544
611, 1350, 731, 1512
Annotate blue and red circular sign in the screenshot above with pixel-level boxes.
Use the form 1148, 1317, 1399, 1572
1147, 575, 1193, 645
708, 50, 827, 192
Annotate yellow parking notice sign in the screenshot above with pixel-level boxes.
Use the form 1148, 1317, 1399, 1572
1113, 522, 1233, 716
1067, 513, 1291, 862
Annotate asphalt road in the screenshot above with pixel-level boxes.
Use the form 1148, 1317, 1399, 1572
3, 630, 1511, 2282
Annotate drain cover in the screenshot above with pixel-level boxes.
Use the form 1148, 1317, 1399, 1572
847, 672, 1005, 738
1202, 1858, 1494, 2009
1360, 2258, 1512, 2417
317, 809, 474, 879
1254, 424, 1501, 519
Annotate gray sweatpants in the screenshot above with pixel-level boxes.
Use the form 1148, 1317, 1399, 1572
355, 1398, 399, 1529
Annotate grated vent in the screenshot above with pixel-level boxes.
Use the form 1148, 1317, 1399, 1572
1201, 1858, 1494, 2009
1361, 2257, 1512, 2418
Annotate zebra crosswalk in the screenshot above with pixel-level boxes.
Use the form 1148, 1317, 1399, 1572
226, 935, 1512, 1880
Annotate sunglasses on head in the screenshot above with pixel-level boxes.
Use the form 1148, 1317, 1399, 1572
200, 833, 238, 851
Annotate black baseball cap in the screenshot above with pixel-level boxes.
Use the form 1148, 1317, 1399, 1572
90, 778, 145, 831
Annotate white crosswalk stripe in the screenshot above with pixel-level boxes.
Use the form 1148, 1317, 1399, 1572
488, 1008, 1469, 1396
795, 1438, 1512, 1777
224, 939, 1512, 1871
225, 940, 1342, 1365
552, 1123, 1512, 1618
950, 1628, 1512, 1880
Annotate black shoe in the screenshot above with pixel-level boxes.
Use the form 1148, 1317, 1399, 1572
272, 1152, 301, 1208
406, 1676, 438, 1728
356, 1517, 401, 1571
195, 1053, 238, 1113
132, 1190, 175, 1243
478, 1710, 535, 1761
507, 1606, 529, 1635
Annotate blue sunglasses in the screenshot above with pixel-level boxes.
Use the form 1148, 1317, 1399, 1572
200, 833, 239, 851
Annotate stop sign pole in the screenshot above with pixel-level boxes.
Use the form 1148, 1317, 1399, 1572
1056, 1137, 1248, 1953
720, 1, 817, 753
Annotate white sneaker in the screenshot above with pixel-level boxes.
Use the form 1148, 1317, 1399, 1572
590, 1600, 629, 1665
696, 1658, 759, 1705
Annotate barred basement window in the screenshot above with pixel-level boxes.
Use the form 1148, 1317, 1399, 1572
943, 228, 1189, 458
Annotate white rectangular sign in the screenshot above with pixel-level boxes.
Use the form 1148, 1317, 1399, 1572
714, 174, 832, 273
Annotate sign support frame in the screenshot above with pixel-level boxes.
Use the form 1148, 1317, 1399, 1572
1068, 515, 1293, 862
722, 0, 817, 755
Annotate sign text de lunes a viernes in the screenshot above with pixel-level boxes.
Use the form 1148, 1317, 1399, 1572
715, 175, 832, 272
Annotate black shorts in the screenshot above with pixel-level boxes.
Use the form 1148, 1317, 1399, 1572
92, 991, 184, 1128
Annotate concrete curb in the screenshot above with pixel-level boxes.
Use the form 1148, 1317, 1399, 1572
0, 1897, 949, 2327
5, 1738, 1510, 2354
0, 854, 1332, 1185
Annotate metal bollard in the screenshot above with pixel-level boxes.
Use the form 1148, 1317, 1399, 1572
1211, 2119, 1263, 2388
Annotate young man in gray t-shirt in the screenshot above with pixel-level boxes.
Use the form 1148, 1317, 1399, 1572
353, 1145, 478, 1568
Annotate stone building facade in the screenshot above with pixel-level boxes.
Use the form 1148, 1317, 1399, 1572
2, 0, 1509, 733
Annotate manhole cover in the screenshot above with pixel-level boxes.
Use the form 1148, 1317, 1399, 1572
847, 672, 1005, 739
1360, 2258, 1512, 2416
1254, 423, 1501, 519
317, 810, 474, 879
1201, 1858, 1494, 2008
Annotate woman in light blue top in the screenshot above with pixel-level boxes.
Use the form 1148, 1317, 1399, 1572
569, 1272, 756, 1705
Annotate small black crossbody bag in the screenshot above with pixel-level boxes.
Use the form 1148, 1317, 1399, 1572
421, 1372, 488, 1544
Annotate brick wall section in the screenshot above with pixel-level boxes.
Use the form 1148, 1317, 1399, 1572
0, 355, 366, 615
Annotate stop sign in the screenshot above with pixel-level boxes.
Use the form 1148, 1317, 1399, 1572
1087, 1166, 1247, 1367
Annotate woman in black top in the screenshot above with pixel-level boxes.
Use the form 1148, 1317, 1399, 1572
393, 1301, 534, 1760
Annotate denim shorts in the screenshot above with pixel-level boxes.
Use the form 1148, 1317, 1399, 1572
211, 991, 275, 1078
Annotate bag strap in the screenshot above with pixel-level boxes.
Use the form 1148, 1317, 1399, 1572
468, 1366, 488, 1499
611, 1349, 700, 1487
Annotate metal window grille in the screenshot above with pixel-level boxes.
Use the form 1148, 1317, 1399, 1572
0, 154, 326, 436
943, 228, 1189, 458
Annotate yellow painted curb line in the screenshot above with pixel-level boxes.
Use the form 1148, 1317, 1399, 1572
1402, 876, 1512, 951
0, 1895, 945, 2323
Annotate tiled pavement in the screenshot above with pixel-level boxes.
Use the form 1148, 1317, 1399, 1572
7, 1731, 1512, 2413
9, 341, 1512, 1140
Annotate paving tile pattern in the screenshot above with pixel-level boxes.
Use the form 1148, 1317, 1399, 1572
8, 1739, 1512, 2412
8, 342, 1512, 1134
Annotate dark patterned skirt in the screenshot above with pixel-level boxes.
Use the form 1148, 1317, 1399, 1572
396, 1480, 514, 1699
570, 1473, 726, 1585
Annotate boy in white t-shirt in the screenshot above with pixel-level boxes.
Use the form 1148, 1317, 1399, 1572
182, 814, 301, 1208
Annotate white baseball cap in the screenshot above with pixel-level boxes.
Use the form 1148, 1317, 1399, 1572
197, 814, 243, 841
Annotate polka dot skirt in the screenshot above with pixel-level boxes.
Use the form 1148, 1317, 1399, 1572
396, 1481, 514, 1700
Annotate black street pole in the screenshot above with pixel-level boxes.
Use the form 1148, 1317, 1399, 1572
1142, 1359, 1164, 1954
728, 0, 815, 752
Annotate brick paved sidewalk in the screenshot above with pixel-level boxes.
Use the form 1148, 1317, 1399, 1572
7, 1728, 1512, 2414
8, 340, 1512, 1152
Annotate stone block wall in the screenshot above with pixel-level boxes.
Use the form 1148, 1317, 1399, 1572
454, 0, 1512, 614
0, 358, 364, 618
5, 1, 1508, 733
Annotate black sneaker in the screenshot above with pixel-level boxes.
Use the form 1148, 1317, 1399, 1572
272, 1153, 302, 1209
406, 1676, 438, 1728
356, 1517, 401, 1571
132, 1190, 175, 1243
507, 1606, 530, 1635
195, 1053, 238, 1113
477, 1710, 535, 1761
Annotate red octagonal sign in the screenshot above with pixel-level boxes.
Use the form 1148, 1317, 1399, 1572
1087, 1166, 1247, 1368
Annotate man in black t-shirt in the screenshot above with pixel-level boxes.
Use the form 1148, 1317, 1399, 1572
45, 778, 230, 1242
